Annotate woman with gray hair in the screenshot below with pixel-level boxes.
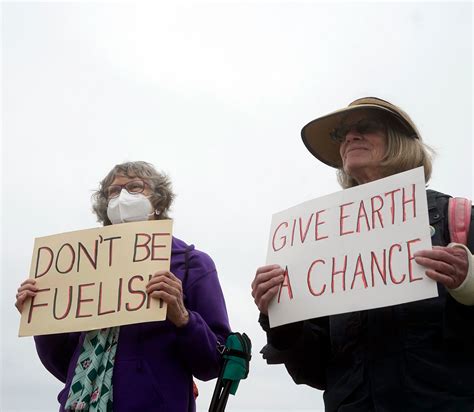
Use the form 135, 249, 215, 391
16, 161, 231, 411
251, 97, 474, 411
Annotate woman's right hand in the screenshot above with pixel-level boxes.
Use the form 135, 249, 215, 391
251, 264, 285, 315
15, 279, 38, 313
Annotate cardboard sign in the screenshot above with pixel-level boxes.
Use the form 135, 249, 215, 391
19, 220, 173, 336
266, 167, 438, 328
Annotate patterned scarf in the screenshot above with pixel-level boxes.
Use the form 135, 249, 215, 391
65, 327, 120, 411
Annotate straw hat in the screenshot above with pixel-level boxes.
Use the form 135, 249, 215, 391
301, 97, 421, 168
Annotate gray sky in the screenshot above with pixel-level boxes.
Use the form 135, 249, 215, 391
1, 2, 472, 411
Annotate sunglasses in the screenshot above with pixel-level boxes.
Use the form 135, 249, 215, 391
330, 118, 386, 143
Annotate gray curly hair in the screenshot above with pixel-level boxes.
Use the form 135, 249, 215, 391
92, 161, 175, 226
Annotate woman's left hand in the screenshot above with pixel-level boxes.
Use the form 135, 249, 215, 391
414, 246, 469, 289
146, 271, 189, 327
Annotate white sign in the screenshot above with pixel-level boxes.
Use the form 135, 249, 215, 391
266, 167, 437, 328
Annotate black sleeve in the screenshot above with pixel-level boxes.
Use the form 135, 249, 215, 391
258, 313, 330, 390
466, 206, 474, 253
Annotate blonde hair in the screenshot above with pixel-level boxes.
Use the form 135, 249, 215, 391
336, 124, 435, 189
92, 161, 175, 225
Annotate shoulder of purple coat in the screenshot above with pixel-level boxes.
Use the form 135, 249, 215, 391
171, 236, 217, 275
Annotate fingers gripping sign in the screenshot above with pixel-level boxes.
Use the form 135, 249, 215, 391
414, 246, 469, 289
251, 264, 285, 315
146, 271, 189, 327
15, 279, 39, 313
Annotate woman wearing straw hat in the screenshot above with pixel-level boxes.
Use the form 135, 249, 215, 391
251, 97, 474, 411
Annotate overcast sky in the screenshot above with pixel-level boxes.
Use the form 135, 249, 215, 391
1, 2, 472, 411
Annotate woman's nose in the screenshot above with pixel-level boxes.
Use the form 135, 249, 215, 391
344, 130, 362, 143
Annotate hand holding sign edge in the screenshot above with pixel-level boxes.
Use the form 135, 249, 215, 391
146, 270, 189, 327
251, 264, 285, 315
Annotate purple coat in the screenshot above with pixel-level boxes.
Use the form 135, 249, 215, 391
34, 237, 231, 411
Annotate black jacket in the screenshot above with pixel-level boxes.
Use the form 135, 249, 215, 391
260, 190, 474, 412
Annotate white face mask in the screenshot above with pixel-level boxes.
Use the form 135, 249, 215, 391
107, 190, 154, 224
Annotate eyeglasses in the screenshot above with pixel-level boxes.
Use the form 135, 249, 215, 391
105, 180, 149, 199
330, 118, 386, 143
